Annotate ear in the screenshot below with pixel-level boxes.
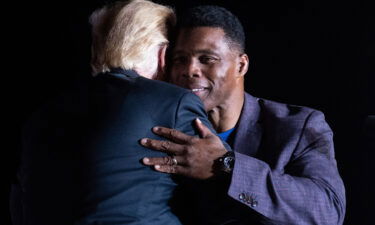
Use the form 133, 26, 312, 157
155, 44, 168, 80
237, 53, 249, 77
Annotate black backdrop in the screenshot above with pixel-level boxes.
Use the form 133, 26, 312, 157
4, 0, 374, 224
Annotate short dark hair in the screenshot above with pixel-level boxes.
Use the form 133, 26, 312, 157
177, 5, 245, 52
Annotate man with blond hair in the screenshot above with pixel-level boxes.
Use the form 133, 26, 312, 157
11, 1, 216, 224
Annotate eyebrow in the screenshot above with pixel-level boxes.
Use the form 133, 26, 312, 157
173, 49, 220, 57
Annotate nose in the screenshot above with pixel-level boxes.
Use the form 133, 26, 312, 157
183, 58, 202, 78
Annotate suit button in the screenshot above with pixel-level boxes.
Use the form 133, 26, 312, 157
239, 193, 245, 201
251, 200, 258, 207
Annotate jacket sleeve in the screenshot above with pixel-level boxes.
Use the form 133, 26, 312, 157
173, 92, 216, 137
228, 110, 346, 225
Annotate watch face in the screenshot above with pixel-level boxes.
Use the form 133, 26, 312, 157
223, 155, 235, 170
218, 151, 235, 173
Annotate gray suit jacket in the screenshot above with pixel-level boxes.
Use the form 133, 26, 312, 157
12, 69, 214, 225
227, 93, 346, 224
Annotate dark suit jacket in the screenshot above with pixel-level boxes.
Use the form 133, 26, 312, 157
226, 93, 346, 224
12, 69, 213, 225
173, 93, 345, 225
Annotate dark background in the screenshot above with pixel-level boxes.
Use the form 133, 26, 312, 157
4, 0, 374, 224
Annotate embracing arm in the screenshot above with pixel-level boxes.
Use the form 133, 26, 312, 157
228, 111, 346, 225
141, 98, 345, 224
142, 92, 229, 179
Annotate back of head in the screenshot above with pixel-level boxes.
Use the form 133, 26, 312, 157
90, 0, 176, 76
177, 5, 245, 53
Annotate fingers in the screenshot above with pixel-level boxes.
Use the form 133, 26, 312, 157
143, 156, 190, 176
153, 164, 190, 175
152, 126, 192, 144
142, 155, 187, 166
195, 118, 214, 138
140, 138, 185, 155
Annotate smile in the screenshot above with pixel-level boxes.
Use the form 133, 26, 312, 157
191, 88, 206, 92
188, 86, 209, 100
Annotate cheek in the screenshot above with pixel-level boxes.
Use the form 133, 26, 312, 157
210, 80, 225, 98
170, 76, 180, 86
215, 70, 227, 78
209, 63, 233, 79
170, 68, 180, 81
211, 78, 232, 99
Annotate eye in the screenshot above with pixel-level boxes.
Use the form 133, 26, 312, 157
199, 55, 217, 64
172, 55, 187, 64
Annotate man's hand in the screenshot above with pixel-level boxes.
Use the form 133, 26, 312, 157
141, 118, 228, 179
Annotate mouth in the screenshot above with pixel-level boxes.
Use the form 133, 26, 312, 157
191, 88, 207, 92
187, 86, 210, 99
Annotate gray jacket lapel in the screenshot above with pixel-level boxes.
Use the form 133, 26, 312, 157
233, 93, 263, 157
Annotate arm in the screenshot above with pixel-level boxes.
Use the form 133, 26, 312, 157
228, 111, 346, 225
142, 92, 229, 179
173, 92, 215, 136
141, 109, 345, 224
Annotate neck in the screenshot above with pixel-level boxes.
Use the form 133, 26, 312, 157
135, 67, 157, 80
208, 89, 244, 133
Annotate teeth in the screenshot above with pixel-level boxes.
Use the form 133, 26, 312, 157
191, 88, 205, 92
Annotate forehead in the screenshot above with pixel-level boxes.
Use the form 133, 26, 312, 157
174, 27, 231, 53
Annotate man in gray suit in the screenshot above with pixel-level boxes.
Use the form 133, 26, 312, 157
11, 1, 219, 224
141, 5, 346, 225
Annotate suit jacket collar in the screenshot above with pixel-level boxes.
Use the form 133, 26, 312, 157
233, 93, 263, 157
109, 68, 139, 78
95, 68, 140, 81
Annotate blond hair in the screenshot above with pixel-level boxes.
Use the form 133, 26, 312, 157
89, 0, 175, 75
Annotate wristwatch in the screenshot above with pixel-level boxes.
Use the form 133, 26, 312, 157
218, 151, 235, 173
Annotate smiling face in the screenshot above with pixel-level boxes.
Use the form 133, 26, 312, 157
170, 27, 248, 111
